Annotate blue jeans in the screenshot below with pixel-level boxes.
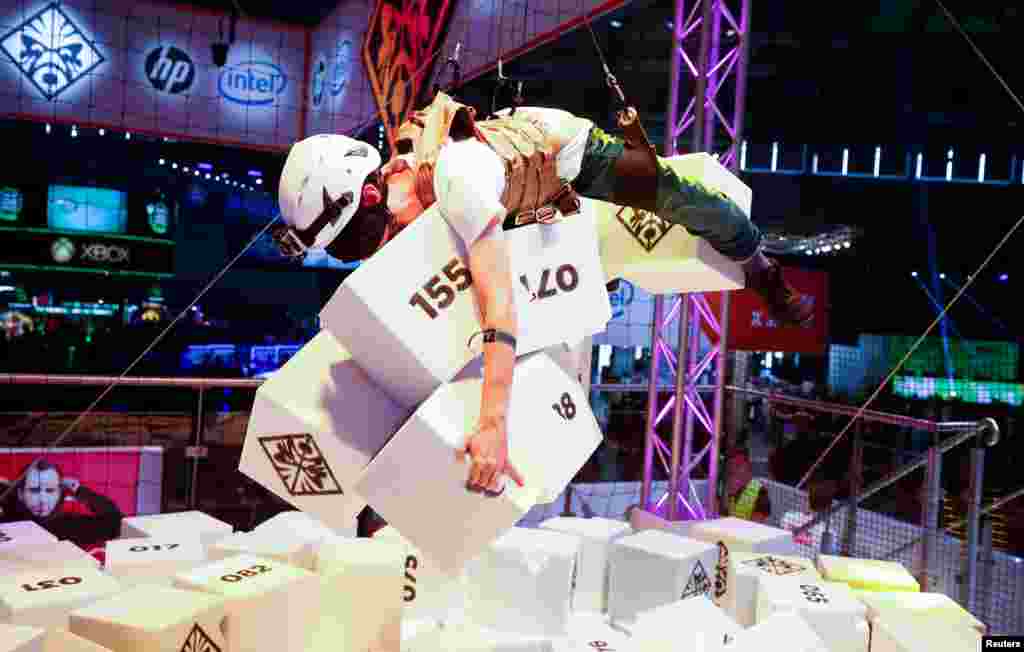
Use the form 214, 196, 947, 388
572, 126, 761, 261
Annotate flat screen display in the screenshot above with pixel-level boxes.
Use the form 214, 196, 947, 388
47, 185, 128, 234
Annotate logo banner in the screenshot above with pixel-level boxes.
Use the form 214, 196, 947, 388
705, 267, 829, 355
362, 0, 458, 149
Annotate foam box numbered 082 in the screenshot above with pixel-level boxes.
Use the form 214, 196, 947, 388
354, 353, 603, 576
320, 204, 611, 409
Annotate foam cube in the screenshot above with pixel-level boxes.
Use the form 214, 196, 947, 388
592, 153, 746, 295
679, 517, 797, 556
354, 353, 602, 576
311, 537, 406, 652
401, 622, 554, 652
552, 612, 637, 652
726, 551, 820, 627
69, 584, 228, 652
320, 204, 611, 409
0, 567, 121, 629
538, 517, 632, 613
173, 554, 321, 652
103, 538, 207, 588
0, 541, 100, 574
374, 526, 468, 623
119, 511, 232, 548
207, 531, 316, 571
816, 554, 920, 593
463, 527, 580, 637
42, 629, 113, 652
238, 331, 407, 529
254, 510, 353, 540
780, 510, 844, 552
632, 596, 740, 652
0, 624, 45, 652
726, 612, 828, 652
869, 615, 982, 652
855, 591, 985, 634
755, 578, 868, 652
607, 529, 719, 625
0, 522, 58, 550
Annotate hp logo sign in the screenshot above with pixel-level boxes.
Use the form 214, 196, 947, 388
145, 46, 195, 94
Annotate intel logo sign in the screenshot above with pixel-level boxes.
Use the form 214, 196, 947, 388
218, 61, 287, 105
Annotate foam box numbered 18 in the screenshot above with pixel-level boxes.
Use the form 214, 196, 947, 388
69, 584, 228, 652
120, 511, 232, 549
173, 554, 321, 652
354, 353, 603, 576
463, 527, 581, 638
755, 578, 869, 652
0, 522, 58, 551
607, 529, 719, 626
0, 567, 121, 629
104, 538, 208, 588
538, 517, 632, 614
592, 153, 747, 296
320, 204, 611, 410
312, 537, 406, 652
239, 330, 409, 530
726, 551, 820, 627
632, 596, 740, 652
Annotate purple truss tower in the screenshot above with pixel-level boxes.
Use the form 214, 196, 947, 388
638, 0, 751, 521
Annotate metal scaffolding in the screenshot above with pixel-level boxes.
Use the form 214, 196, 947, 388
639, 0, 752, 521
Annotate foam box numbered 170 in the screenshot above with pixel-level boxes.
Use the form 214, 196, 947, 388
354, 352, 603, 576
320, 204, 611, 409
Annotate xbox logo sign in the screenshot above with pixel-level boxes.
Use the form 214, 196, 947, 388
51, 237, 76, 264
145, 46, 195, 94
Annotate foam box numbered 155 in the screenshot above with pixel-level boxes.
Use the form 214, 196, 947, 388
354, 353, 603, 576
320, 204, 611, 409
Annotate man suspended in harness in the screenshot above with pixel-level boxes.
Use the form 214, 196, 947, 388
273, 90, 811, 496
725, 446, 772, 523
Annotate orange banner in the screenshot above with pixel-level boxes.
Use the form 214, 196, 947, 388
362, 0, 458, 150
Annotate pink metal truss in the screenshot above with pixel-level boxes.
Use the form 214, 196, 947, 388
639, 0, 751, 521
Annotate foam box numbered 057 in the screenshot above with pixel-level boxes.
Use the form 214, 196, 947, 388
239, 330, 409, 530
354, 353, 603, 576
320, 204, 611, 409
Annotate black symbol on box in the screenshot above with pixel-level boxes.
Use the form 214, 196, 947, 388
741, 555, 807, 576
681, 559, 712, 599
181, 623, 221, 652
713, 541, 729, 602
615, 206, 674, 253
258, 434, 344, 497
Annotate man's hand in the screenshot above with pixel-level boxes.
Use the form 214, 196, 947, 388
458, 416, 525, 493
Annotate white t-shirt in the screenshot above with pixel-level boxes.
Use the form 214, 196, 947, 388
432, 109, 591, 247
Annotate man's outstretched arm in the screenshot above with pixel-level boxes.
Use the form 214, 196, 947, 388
460, 216, 525, 493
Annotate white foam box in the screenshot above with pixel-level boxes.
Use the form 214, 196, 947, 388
120, 511, 232, 548
552, 612, 637, 652
402, 622, 554, 652
69, 584, 228, 652
755, 578, 869, 652
374, 525, 468, 624
632, 596, 740, 652
591, 153, 747, 296
462, 527, 580, 637
42, 629, 113, 652
103, 538, 207, 588
173, 553, 321, 652
320, 202, 611, 409
816, 555, 920, 593
855, 591, 985, 634
255, 509, 354, 540
678, 517, 797, 556
207, 530, 316, 572
606, 529, 719, 626
0, 541, 100, 574
869, 614, 982, 652
538, 517, 632, 613
0, 567, 121, 629
311, 537, 406, 652
0, 522, 58, 551
726, 612, 828, 652
726, 551, 820, 627
0, 626, 113, 652
239, 330, 407, 529
354, 352, 602, 576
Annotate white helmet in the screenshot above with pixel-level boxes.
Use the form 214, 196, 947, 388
276, 134, 383, 257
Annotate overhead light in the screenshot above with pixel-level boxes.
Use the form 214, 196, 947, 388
610, 19, 622, 28
255, 178, 263, 185
999, 273, 1009, 281
172, 163, 178, 169
843, 242, 851, 248
45, 123, 51, 134
184, 166, 190, 172
98, 128, 105, 136
939, 273, 946, 279
125, 132, 131, 140
159, 158, 165, 165
911, 271, 918, 278
70, 125, 78, 137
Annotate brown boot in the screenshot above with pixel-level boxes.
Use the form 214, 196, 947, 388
742, 252, 813, 326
